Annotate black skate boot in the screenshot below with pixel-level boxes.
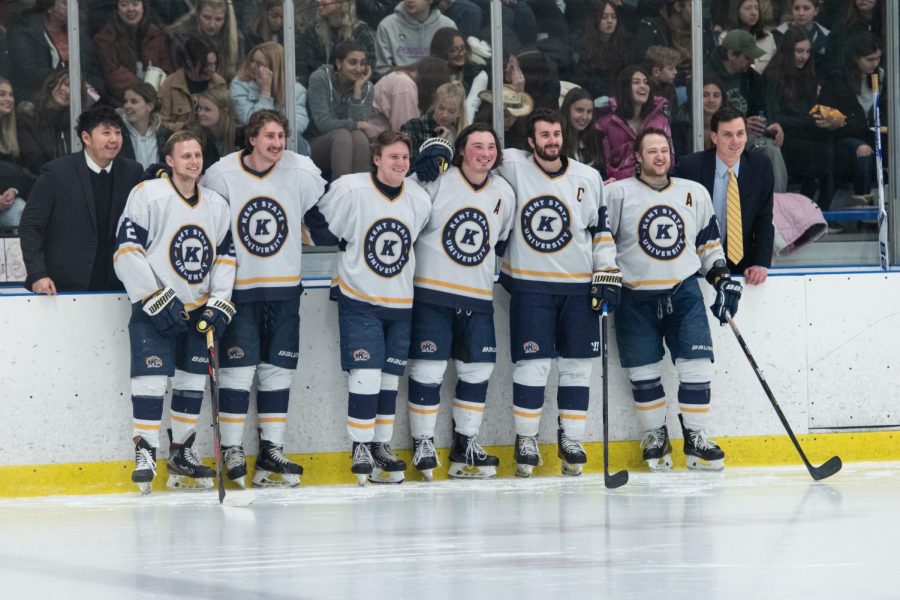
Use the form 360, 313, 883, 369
514, 434, 542, 478
132, 436, 157, 495
679, 414, 725, 471
557, 427, 587, 476
412, 437, 440, 481
253, 440, 303, 487
166, 430, 215, 490
449, 431, 499, 479
640, 424, 673, 471
369, 442, 406, 484
221, 445, 248, 488
351, 442, 375, 486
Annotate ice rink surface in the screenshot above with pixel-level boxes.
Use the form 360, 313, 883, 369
2, 462, 899, 600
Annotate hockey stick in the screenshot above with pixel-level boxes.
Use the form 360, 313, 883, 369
204, 328, 227, 504
725, 314, 842, 481
871, 73, 889, 270
601, 304, 628, 489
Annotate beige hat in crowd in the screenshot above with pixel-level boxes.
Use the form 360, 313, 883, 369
477, 85, 535, 117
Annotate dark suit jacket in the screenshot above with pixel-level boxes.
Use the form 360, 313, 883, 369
19, 151, 142, 291
673, 149, 775, 275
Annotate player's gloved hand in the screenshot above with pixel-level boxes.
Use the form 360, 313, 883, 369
590, 270, 622, 312
196, 297, 236, 339
413, 137, 453, 182
707, 262, 742, 325
139, 162, 172, 182
142, 287, 189, 336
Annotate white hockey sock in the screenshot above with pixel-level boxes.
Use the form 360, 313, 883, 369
452, 362, 492, 437
629, 363, 667, 432
131, 376, 167, 448
513, 359, 550, 437
218, 367, 254, 447
257, 365, 293, 446
676, 358, 712, 431
557, 358, 591, 441
408, 360, 446, 439
347, 369, 380, 443
373, 373, 399, 443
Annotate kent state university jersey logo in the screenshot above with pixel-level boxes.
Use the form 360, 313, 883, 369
520, 196, 572, 253
237, 197, 289, 257
169, 225, 212, 283
442, 208, 491, 266
364, 218, 412, 278
639, 205, 687, 260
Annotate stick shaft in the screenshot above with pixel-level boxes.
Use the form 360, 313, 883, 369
871, 73, 889, 270
206, 329, 226, 504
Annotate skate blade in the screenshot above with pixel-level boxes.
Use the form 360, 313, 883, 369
368, 468, 405, 484
252, 470, 301, 488
686, 456, 724, 471
561, 461, 583, 477
229, 476, 247, 489
448, 462, 497, 479
646, 454, 674, 472
356, 474, 368, 487
136, 481, 153, 495
166, 474, 214, 490
515, 464, 535, 478
417, 468, 434, 481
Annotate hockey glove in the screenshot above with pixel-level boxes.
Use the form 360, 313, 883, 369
413, 137, 453, 182
709, 273, 742, 325
590, 270, 622, 312
196, 297, 236, 339
142, 287, 189, 337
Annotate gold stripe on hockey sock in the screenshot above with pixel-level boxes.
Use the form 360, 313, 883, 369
679, 405, 710, 413
559, 413, 587, 420
170, 413, 199, 424
375, 418, 394, 425
259, 416, 288, 423
513, 409, 541, 418
637, 400, 667, 411
133, 421, 160, 431
219, 415, 246, 424
408, 404, 439, 415
452, 401, 485, 413
347, 419, 375, 429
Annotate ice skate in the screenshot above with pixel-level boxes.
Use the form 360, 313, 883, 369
679, 415, 725, 471
166, 430, 215, 490
253, 440, 303, 487
448, 431, 498, 479
351, 441, 374, 486
557, 428, 587, 476
514, 434, 542, 478
369, 442, 406, 484
132, 436, 157, 495
640, 424, 673, 472
412, 437, 440, 481
222, 445, 248, 488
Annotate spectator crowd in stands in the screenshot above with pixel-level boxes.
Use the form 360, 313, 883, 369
0, 0, 890, 232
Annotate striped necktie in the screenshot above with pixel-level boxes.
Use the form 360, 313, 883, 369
726, 167, 743, 265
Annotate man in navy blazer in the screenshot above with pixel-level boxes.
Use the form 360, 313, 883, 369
672, 106, 774, 285
20, 105, 143, 294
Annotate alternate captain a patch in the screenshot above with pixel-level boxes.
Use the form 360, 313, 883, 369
442, 207, 491, 266
169, 225, 212, 283
638, 205, 686, 260
237, 196, 289, 257
364, 218, 412, 278
520, 196, 572, 253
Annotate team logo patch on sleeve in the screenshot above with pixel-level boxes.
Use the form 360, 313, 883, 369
237, 197, 289, 257
419, 340, 438, 353
353, 348, 371, 361
364, 218, 412, 277
145, 355, 163, 368
169, 225, 212, 283
639, 205, 686, 260
520, 196, 572, 253
442, 208, 491, 266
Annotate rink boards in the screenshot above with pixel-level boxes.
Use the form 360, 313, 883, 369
2, 270, 900, 496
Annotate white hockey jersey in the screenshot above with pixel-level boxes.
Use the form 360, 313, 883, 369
414, 167, 516, 313
114, 178, 235, 311
605, 176, 725, 294
316, 172, 431, 319
201, 150, 326, 302
498, 150, 617, 295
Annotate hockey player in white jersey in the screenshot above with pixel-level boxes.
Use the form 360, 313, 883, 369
114, 131, 236, 494
498, 109, 620, 477
201, 110, 327, 488
405, 124, 516, 480
605, 128, 742, 471
313, 131, 431, 485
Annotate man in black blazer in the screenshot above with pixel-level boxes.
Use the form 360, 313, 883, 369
20, 105, 143, 294
672, 106, 774, 285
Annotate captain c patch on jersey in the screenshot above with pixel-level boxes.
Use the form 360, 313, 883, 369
237, 196, 289, 257
520, 196, 572, 253
442, 207, 491, 266
365, 218, 412, 277
169, 225, 212, 283
639, 205, 686, 260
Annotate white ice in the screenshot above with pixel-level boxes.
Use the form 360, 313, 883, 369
1, 462, 898, 600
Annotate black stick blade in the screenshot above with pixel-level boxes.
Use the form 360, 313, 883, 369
810, 456, 842, 481
605, 469, 629, 489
